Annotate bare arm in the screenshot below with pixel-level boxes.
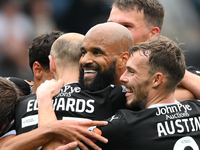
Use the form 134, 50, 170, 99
0, 122, 54, 150
37, 79, 63, 126
37, 79, 63, 150
0, 79, 107, 150
175, 70, 200, 101
0, 120, 108, 150
36, 79, 108, 150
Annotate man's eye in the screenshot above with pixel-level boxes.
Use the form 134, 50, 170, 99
94, 51, 101, 55
81, 51, 86, 56
124, 25, 130, 27
123, 25, 132, 28
129, 70, 135, 74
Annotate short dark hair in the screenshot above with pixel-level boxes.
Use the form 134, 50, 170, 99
113, 0, 165, 31
28, 31, 64, 72
0, 77, 22, 131
129, 36, 186, 90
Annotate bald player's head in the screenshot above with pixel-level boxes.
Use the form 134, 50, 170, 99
50, 33, 84, 70
79, 22, 134, 91
83, 22, 133, 56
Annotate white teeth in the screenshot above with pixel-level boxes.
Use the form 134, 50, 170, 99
84, 70, 96, 74
126, 88, 133, 93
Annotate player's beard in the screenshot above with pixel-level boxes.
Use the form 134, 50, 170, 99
127, 79, 150, 109
79, 61, 117, 92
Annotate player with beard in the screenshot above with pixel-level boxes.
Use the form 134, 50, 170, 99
79, 61, 117, 92
79, 0, 200, 101
13, 24, 133, 149
79, 22, 132, 92
35, 25, 133, 149
15, 23, 131, 134
36, 36, 200, 150
11, 31, 109, 150
90, 36, 200, 150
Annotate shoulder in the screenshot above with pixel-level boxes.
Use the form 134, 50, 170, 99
5, 77, 32, 95
17, 93, 36, 105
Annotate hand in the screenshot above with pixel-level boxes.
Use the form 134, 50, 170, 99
36, 79, 64, 127
55, 142, 78, 150
50, 120, 108, 150
36, 79, 64, 100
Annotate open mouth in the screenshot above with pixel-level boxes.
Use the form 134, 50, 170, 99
84, 70, 97, 74
125, 87, 133, 97
84, 69, 97, 78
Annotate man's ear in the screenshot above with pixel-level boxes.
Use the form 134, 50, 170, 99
149, 27, 160, 40
117, 52, 129, 69
152, 72, 163, 88
49, 55, 56, 73
32, 61, 43, 79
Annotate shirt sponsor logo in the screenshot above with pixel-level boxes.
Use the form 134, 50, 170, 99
57, 85, 81, 97
155, 103, 200, 137
21, 115, 38, 128
109, 115, 119, 122
156, 103, 192, 120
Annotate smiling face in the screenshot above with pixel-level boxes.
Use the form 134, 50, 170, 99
79, 22, 133, 91
108, 6, 151, 45
120, 51, 152, 108
79, 26, 119, 91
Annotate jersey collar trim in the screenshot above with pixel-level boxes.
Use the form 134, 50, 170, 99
148, 100, 180, 109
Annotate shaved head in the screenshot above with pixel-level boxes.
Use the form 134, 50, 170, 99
79, 22, 134, 91
83, 22, 134, 56
51, 33, 84, 69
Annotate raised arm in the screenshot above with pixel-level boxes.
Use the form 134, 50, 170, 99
36, 79, 108, 150
175, 70, 200, 101
37, 79, 63, 150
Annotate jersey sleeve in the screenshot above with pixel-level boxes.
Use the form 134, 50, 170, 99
94, 110, 127, 149
5, 77, 31, 95
109, 85, 126, 113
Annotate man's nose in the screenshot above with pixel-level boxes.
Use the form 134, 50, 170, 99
80, 52, 94, 65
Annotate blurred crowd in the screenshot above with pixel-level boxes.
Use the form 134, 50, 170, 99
0, 0, 199, 80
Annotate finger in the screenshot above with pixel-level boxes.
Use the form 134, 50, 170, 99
77, 135, 102, 150
55, 142, 78, 150
79, 121, 108, 127
82, 129, 108, 144
76, 141, 89, 150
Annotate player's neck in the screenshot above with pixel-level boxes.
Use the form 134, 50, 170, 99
31, 78, 42, 94
146, 92, 176, 109
57, 70, 79, 85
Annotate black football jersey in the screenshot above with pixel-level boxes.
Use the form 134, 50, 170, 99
5, 77, 31, 95
15, 82, 126, 135
186, 66, 200, 76
96, 100, 200, 150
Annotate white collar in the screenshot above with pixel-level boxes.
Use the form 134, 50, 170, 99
148, 100, 180, 109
